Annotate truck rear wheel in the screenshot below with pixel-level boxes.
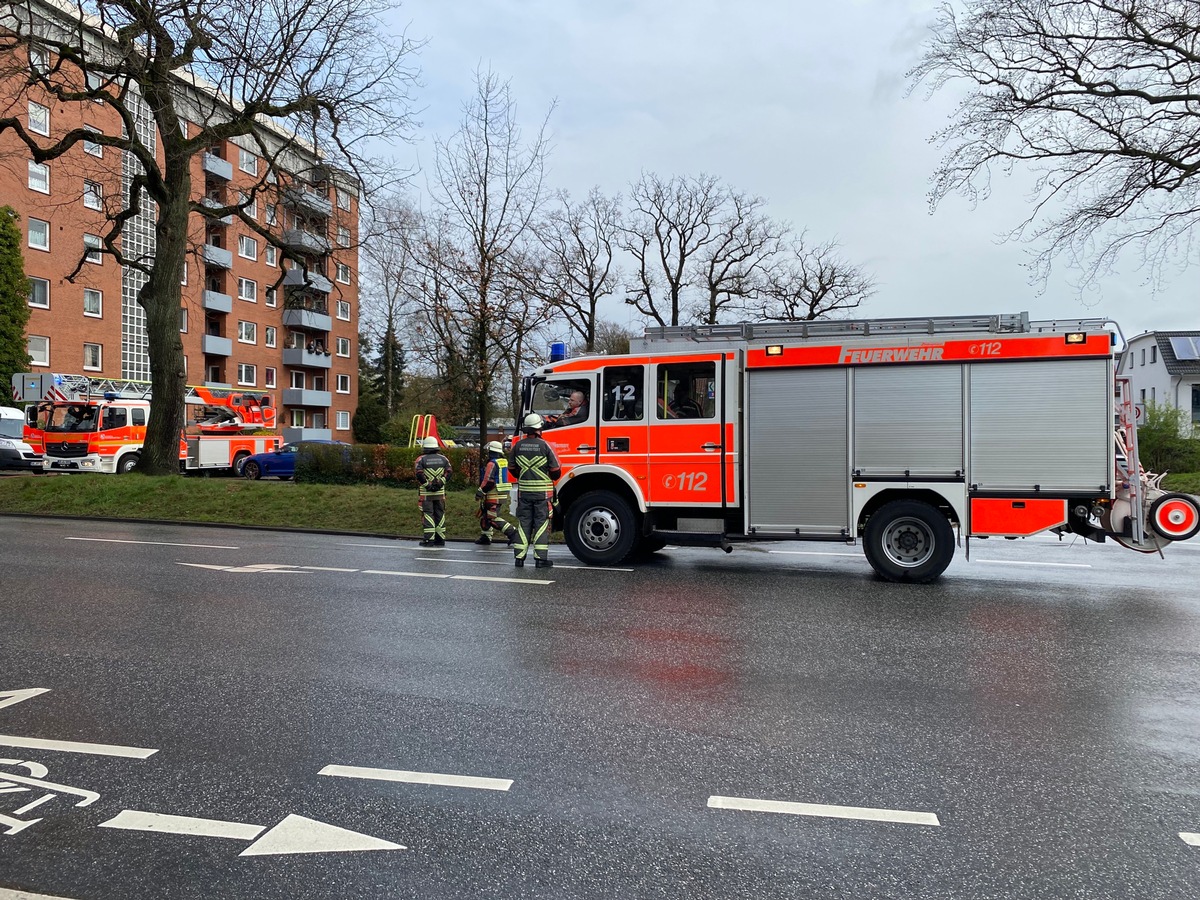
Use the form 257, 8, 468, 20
232, 451, 251, 476
116, 453, 140, 474
564, 490, 638, 565
863, 499, 954, 583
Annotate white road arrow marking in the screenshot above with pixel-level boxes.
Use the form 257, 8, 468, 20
177, 562, 307, 574
707, 795, 940, 827
99, 809, 404, 856
1181, 832, 1200, 847
0, 888, 79, 899
320, 764, 513, 792
0, 688, 50, 712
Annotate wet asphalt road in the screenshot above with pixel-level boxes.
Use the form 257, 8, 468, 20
0, 515, 1198, 899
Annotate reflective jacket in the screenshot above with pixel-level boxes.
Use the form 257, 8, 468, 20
415, 451, 451, 495
478, 456, 511, 500
508, 436, 561, 493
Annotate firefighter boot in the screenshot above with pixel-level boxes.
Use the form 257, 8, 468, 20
474, 534, 492, 545
514, 557, 524, 568
534, 558, 553, 569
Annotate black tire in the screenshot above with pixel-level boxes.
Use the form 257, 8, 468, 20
632, 534, 668, 558
564, 489, 639, 565
116, 453, 140, 474
242, 460, 261, 480
232, 451, 251, 476
863, 499, 955, 583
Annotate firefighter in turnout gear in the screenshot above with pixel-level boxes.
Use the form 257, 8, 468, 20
509, 414, 562, 568
414, 436, 452, 546
475, 440, 517, 546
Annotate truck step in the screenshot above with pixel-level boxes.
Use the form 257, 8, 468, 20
650, 531, 733, 553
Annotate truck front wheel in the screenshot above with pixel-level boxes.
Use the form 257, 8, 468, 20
863, 499, 954, 583
116, 453, 140, 474
564, 490, 638, 565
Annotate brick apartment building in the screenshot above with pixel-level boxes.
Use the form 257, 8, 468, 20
1, 0, 359, 442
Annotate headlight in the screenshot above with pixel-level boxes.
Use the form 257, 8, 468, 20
0, 439, 14, 449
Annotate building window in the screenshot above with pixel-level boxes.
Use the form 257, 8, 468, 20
29, 45, 48, 73
243, 194, 257, 220
264, 367, 276, 388
336, 337, 350, 357
84, 234, 103, 264
28, 277, 50, 309
83, 179, 103, 210
28, 218, 49, 251
83, 343, 102, 371
265, 246, 277, 267
336, 374, 350, 394
336, 300, 351, 320
237, 363, 256, 386
265, 204, 277, 226
28, 335, 49, 366
83, 128, 103, 157
181, 261, 188, 286
238, 147, 258, 175
28, 101, 49, 135
238, 234, 258, 260
265, 287, 277, 308
290, 370, 305, 389
290, 408, 305, 428
1151, 345, 1157, 364
337, 189, 352, 211
1141, 348, 1146, 366
83, 288, 102, 317
86, 71, 104, 97
336, 226, 350, 247
264, 325, 277, 348
237, 320, 257, 344
237, 278, 257, 302
180, 307, 188, 332
336, 410, 350, 431
28, 161, 49, 193
336, 263, 351, 284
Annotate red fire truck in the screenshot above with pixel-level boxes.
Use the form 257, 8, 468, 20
519, 312, 1200, 582
11, 373, 280, 474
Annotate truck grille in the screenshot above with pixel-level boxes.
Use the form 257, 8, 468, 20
47, 442, 89, 458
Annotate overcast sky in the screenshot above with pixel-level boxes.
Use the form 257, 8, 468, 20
382, 0, 1196, 343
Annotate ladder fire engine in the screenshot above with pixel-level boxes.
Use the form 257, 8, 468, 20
519, 312, 1200, 582
11, 373, 281, 474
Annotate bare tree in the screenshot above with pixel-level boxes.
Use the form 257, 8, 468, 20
909, 0, 1200, 292
621, 172, 727, 326
534, 187, 622, 352
0, 0, 418, 473
752, 235, 876, 321
426, 68, 552, 449
581, 319, 635, 357
693, 190, 784, 324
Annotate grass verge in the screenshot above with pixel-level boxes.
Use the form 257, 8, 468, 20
1163, 472, 1200, 495
0, 475, 496, 540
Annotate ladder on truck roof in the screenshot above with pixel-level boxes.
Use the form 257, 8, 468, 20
639, 312, 1121, 344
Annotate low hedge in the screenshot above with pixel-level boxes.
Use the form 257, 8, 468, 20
1162, 472, 1200, 496
296, 443, 481, 488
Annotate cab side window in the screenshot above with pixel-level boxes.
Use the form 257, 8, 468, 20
102, 407, 128, 430
654, 363, 716, 420
602, 365, 644, 421
131, 408, 146, 427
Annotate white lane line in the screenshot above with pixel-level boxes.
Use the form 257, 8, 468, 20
974, 559, 1092, 569
450, 574, 554, 585
361, 570, 451, 579
319, 764, 513, 792
0, 889, 80, 899
100, 809, 264, 841
415, 557, 511, 566
0, 734, 158, 759
707, 795, 940, 827
300, 566, 359, 573
544, 563, 635, 572
339, 543, 397, 549
67, 537, 238, 550
769, 550, 861, 558
1181, 832, 1200, 846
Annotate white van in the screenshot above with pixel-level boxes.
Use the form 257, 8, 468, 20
0, 407, 42, 471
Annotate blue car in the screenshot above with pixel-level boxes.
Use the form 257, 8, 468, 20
241, 440, 347, 480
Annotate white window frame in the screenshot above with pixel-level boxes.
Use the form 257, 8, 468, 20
180, 307, 188, 333
265, 245, 277, 267
243, 194, 257, 221
83, 179, 103, 210
83, 234, 103, 264
238, 147, 258, 175
265, 204, 277, 226
237, 320, 257, 344
290, 370, 305, 389
336, 300, 351, 321
264, 367, 276, 389
28, 277, 50, 309
337, 189, 351, 211
336, 337, 351, 357
290, 408, 305, 428
83, 128, 103, 157
336, 226, 350, 248
29, 45, 48, 73
264, 325, 277, 348
336, 410, 350, 431
83, 342, 102, 371
28, 218, 49, 251
28, 160, 49, 193
181, 261, 188, 286
28, 101, 49, 136
237, 363, 257, 386
83, 288, 102, 318
336, 374, 350, 394
238, 234, 258, 260
336, 263, 351, 284
265, 287, 277, 308
237, 277, 257, 303
28, 335, 49, 366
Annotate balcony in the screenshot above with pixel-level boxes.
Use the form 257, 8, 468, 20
200, 197, 232, 225
202, 244, 233, 270
281, 228, 331, 256
283, 187, 333, 219
283, 427, 333, 443
202, 334, 233, 356
202, 290, 232, 314
202, 153, 233, 181
282, 347, 332, 369
283, 267, 332, 295
282, 307, 331, 333
282, 389, 332, 407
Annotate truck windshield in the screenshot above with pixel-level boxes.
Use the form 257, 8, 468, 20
45, 405, 100, 433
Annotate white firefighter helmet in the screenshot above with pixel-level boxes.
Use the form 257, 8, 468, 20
522, 413, 544, 432
421, 436, 440, 450
486, 440, 504, 454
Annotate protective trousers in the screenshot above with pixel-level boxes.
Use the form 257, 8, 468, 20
480, 499, 517, 542
514, 489, 553, 562
420, 493, 446, 542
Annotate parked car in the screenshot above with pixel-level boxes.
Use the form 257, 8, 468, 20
0, 406, 43, 472
241, 440, 347, 480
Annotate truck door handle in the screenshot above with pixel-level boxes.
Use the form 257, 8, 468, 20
577, 444, 596, 453
701, 442, 721, 451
